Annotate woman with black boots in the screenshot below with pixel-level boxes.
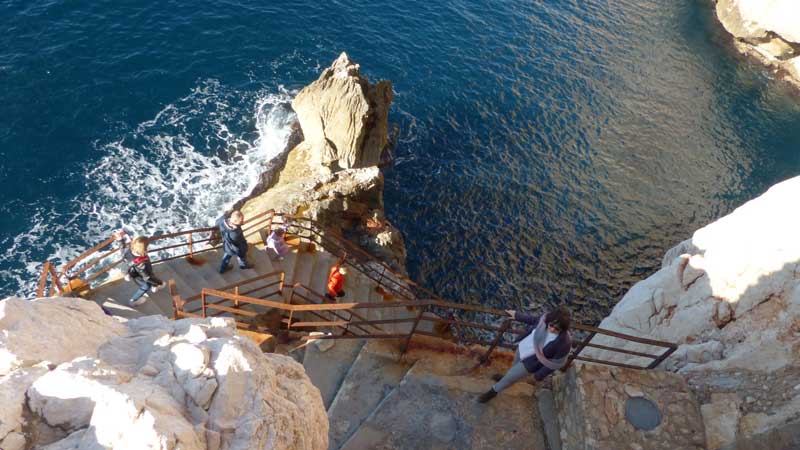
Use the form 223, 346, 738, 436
478, 307, 572, 403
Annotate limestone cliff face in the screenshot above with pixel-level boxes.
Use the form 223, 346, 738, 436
291, 52, 393, 170
590, 176, 800, 447
242, 53, 406, 270
0, 297, 328, 450
714, 0, 800, 89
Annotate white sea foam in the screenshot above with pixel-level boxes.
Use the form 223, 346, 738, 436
6, 79, 296, 296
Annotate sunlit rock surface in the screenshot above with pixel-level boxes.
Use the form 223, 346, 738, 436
714, 0, 800, 88
589, 176, 800, 446
0, 297, 327, 450
291, 52, 393, 170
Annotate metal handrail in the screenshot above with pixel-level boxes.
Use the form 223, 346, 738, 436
174, 282, 676, 370
36, 208, 677, 370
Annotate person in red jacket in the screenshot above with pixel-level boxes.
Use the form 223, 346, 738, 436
325, 263, 347, 301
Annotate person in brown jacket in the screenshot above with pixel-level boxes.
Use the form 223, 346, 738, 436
325, 263, 347, 301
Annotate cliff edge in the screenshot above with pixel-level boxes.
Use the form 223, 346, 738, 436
590, 176, 800, 448
713, 0, 800, 89
0, 297, 328, 450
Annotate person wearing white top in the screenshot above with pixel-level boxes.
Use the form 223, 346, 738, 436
478, 307, 572, 403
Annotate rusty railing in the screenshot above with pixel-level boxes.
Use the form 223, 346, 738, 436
38, 208, 677, 370
174, 275, 676, 370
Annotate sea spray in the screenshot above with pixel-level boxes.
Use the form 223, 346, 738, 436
4, 80, 296, 296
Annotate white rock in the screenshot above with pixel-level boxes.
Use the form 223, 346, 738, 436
0, 297, 126, 376
716, 0, 800, 43
589, 177, 800, 373
0, 296, 328, 450
715, 0, 800, 87
171, 342, 210, 377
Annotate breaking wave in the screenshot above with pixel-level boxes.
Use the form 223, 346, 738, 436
3, 80, 296, 296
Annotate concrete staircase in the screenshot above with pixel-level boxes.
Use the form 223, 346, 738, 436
88, 238, 548, 450
88, 239, 416, 331
301, 337, 548, 450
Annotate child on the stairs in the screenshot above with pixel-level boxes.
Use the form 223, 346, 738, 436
266, 227, 289, 261
216, 210, 250, 273
325, 262, 347, 301
114, 230, 165, 307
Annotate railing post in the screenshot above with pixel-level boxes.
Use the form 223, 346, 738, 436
234, 286, 239, 308
266, 213, 273, 245
378, 265, 386, 285
479, 319, 511, 365
201, 291, 207, 318
188, 233, 194, 260
48, 264, 64, 294
647, 345, 678, 370
563, 331, 596, 372
401, 305, 426, 356
37, 262, 50, 298
168, 280, 181, 320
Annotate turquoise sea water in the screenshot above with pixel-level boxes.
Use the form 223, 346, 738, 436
1, 0, 799, 322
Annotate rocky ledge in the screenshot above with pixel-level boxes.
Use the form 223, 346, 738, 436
238, 53, 406, 271
589, 175, 800, 448
713, 0, 800, 89
0, 297, 328, 450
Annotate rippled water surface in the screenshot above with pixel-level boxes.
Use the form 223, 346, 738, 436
2, 0, 799, 322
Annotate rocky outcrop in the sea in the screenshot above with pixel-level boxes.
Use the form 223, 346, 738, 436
714, 0, 800, 89
0, 297, 328, 450
588, 176, 800, 448
292, 52, 393, 170
241, 53, 406, 270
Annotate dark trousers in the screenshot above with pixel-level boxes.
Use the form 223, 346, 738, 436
220, 250, 248, 271
325, 290, 345, 301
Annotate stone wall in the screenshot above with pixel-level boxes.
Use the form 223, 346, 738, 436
0, 296, 328, 450
552, 364, 705, 450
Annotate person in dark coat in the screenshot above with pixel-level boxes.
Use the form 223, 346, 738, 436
114, 230, 165, 307
216, 210, 250, 273
478, 307, 573, 403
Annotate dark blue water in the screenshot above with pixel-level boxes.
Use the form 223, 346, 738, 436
2, 0, 800, 322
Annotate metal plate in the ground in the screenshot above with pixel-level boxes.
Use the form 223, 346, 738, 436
624, 396, 661, 431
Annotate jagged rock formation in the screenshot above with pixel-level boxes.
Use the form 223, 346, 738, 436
292, 52, 393, 170
714, 0, 800, 89
589, 176, 800, 448
0, 297, 328, 450
241, 53, 406, 270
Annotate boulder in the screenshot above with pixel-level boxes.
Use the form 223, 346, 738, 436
0, 296, 328, 450
589, 176, 800, 371
0, 297, 126, 376
292, 52, 393, 170
713, 0, 800, 89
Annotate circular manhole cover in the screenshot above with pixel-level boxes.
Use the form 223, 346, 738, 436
624, 396, 661, 431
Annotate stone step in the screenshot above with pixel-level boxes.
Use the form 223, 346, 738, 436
90, 277, 170, 317
309, 252, 337, 297
327, 341, 414, 450
275, 248, 300, 303
339, 364, 545, 450
292, 250, 317, 293
214, 249, 260, 285
302, 339, 366, 409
